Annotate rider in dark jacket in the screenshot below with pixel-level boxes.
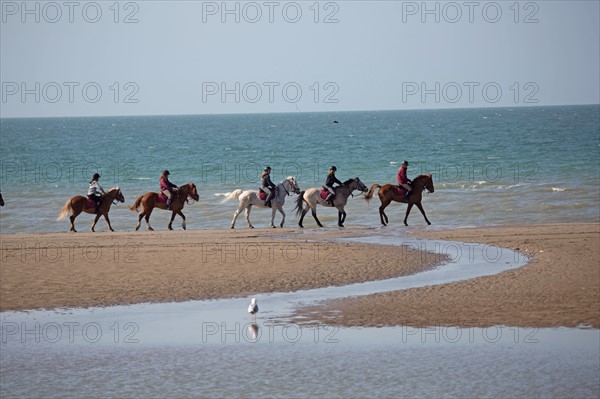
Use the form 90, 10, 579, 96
324, 166, 342, 205
260, 166, 276, 207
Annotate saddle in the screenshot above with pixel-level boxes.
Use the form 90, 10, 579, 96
86, 198, 97, 208
158, 193, 169, 203
320, 188, 335, 201
258, 189, 268, 201
396, 185, 408, 196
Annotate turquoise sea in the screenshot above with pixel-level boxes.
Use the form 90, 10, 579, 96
1, 105, 599, 233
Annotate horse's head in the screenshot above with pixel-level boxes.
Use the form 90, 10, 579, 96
283, 176, 301, 195
412, 174, 434, 193
420, 174, 434, 193
110, 187, 125, 203
346, 177, 368, 193
187, 183, 200, 201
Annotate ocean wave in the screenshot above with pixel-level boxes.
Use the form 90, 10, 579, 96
551, 187, 566, 192
213, 192, 232, 197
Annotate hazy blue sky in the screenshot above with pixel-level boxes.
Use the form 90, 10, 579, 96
1, 0, 599, 117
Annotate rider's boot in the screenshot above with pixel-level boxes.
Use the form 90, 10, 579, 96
326, 193, 334, 205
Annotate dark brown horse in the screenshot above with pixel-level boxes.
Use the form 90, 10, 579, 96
365, 174, 434, 226
57, 187, 125, 232
129, 182, 199, 231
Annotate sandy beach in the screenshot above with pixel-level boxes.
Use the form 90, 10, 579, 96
0, 228, 441, 312
1, 223, 598, 330
293, 223, 600, 328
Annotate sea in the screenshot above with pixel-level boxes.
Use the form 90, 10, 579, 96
1, 105, 599, 233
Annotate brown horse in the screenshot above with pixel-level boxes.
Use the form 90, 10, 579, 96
365, 174, 434, 226
129, 182, 199, 231
57, 187, 125, 232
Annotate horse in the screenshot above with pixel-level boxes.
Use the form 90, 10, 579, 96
0, 192, 4, 206
294, 178, 368, 228
129, 182, 199, 231
365, 174, 434, 226
57, 187, 125, 232
220, 176, 300, 229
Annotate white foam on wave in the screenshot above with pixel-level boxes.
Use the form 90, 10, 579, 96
213, 192, 232, 197
551, 187, 566, 192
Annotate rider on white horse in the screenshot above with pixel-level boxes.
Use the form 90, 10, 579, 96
324, 166, 342, 205
260, 166, 276, 208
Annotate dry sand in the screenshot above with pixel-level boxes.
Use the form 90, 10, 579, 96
293, 223, 600, 328
2, 223, 598, 330
0, 228, 441, 312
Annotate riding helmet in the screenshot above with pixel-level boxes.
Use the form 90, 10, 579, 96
92, 173, 101, 180
330, 166, 337, 171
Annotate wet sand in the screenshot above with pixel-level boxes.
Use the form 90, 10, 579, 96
294, 223, 600, 328
0, 228, 441, 312
2, 223, 598, 329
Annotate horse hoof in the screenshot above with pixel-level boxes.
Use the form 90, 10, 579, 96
148, 227, 154, 231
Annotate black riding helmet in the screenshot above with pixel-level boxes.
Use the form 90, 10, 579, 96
162, 170, 170, 176
330, 166, 337, 172
91, 173, 100, 181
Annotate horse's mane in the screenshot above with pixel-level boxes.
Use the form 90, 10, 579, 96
342, 178, 355, 185
413, 174, 431, 181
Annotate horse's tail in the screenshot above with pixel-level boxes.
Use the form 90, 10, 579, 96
364, 184, 381, 203
220, 189, 243, 204
129, 195, 143, 212
56, 199, 72, 221
294, 191, 306, 216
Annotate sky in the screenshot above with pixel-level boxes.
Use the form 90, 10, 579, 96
1, 0, 599, 117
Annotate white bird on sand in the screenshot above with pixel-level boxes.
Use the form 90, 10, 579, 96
248, 298, 258, 317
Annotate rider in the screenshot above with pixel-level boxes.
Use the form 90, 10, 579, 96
260, 166, 276, 207
87, 173, 106, 213
324, 166, 342, 205
397, 160, 412, 200
160, 170, 178, 210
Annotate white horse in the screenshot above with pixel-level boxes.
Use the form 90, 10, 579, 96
294, 177, 368, 228
221, 176, 300, 228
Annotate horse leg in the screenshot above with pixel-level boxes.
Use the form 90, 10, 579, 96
69, 214, 77, 232
379, 198, 391, 226
90, 213, 102, 232
168, 211, 177, 230
178, 210, 187, 230
278, 206, 286, 228
231, 206, 243, 229
311, 207, 324, 228
135, 211, 144, 231
145, 208, 155, 231
338, 210, 346, 227
415, 202, 431, 225
298, 207, 308, 228
404, 203, 414, 226
103, 213, 115, 232
270, 206, 277, 228
245, 205, 254, 229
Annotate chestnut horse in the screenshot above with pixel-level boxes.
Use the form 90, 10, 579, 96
57, 187, 125, 232
365, 174, 434, 226
129, 182, 199, 231
294, 178, 368, 228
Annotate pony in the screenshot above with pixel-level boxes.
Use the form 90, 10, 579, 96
220, 176, 300, 228
57, 187, 125, 232
364, 174, 434, 226
129, 182, 199, 231
294, 178, 368, 228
